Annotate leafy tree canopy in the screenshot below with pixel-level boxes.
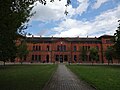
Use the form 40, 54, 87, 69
114, 20, 120, 59
81, 49, 87, 61
89, 47, 99, 61
17, 40, 29, 64
105, 46, 113, 62
0, 0, 71, 62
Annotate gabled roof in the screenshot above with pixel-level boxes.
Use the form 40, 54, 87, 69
98, 35, 114, 39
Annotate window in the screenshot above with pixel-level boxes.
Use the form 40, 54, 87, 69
57, 45, 66, 51
106, 40, 112, 43
32, 55, 34, 61
56, 55, 59, 61
63, 45, 66, 51
60, 45, 62, 51
47, 45, 50, 51
33, 46, 40, 51
33, 46, 35, 51
39, 46, 41, 51
74, 46, 77, 51
35, 55, 37, 60
64, 55, 68, 61
38, 55, 41, 62
46, 55, 49, 63
57, 45, 59, 51
36, 46, 38, 51
74, 55, 77, 61
32, 55, 41, 62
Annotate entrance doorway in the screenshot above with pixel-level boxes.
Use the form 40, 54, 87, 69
60, 55, 63, 63
55, 55, 68, 63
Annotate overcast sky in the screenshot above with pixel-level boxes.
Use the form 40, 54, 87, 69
26, 0, 120, 37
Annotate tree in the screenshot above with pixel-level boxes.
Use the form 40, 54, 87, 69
81, 49, 87, 62
0, 0, 34, 64
114, 20, 120, 62
89, 47, 99, 65
105, 47, 113, 65
0, 0, 71, 64
0, 40, 17, 66
17, 40, 29, 64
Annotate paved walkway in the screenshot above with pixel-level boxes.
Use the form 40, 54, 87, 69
43, 64, 96, 90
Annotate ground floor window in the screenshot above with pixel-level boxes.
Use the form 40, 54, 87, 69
38, 55, 41, 62
64, 55, 68, 61
31, 55, 41, 62
32, 55, 34, 61
74, 55, 77, 61
46, 55, 49, 63
55, 55, 59, 61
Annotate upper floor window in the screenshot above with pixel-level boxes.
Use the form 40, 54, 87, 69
57, 45, 59, 51
57, 45, 66, 51
36, 46, 38, 51
47, 45, 50, 51
74, 46, 77, 51
106, 40, 112, 44
33, 45, 41, 51
63, 45, 66, 51
33, 46, 35, 51
39, 46, 41, 51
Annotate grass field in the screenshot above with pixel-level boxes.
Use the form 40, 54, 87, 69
0, 64, 57, 90
67, 65, 120, 90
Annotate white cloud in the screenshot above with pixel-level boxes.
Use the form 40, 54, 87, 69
30, 0, 90, 22
31, 0, 66, 22
75, 0, 89, 15
28, 0, 120, 38
92, 0, 109, 9
50, 18, 91, 37
50, 5, 120, 37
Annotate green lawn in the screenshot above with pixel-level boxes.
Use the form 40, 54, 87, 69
67, 65, 120, 90
0, 64, 57, 90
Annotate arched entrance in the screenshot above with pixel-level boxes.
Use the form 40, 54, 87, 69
60, 55, 63, 63
55, 55, 68, 63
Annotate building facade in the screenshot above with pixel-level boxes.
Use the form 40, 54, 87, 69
17, 35, 116, 63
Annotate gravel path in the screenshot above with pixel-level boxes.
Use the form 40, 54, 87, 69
43, 64, 96, 90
